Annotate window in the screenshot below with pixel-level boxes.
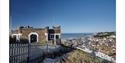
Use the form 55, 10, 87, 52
50, 34, 54, 39
56, 35, 59, 39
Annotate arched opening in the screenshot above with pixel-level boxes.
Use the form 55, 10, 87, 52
28, 32, 38, 43
30, 34, 37, 43
11, 33, 22, 42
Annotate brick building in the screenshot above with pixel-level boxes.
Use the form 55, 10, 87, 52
10, 26, 61, 45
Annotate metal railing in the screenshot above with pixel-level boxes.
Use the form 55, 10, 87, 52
9, 43, 44, 63
9, 41, 62, 63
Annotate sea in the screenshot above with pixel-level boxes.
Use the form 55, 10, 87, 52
61, 33, 93, 39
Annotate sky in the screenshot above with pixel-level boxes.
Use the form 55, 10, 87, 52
10, 0, 116, 33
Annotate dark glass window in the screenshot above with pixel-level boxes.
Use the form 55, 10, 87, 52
50, 35, 54, 39
56, 35, 59, 39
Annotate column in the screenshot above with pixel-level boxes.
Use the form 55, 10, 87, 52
45, 33, 48, 42
54, 34, 56, 45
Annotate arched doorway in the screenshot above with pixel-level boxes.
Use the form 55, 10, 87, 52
30, 34, 37, 43
28, 32, 38, 43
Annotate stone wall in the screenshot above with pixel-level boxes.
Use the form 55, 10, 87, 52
11, 26, 61, 44
19, 28, 47, 43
